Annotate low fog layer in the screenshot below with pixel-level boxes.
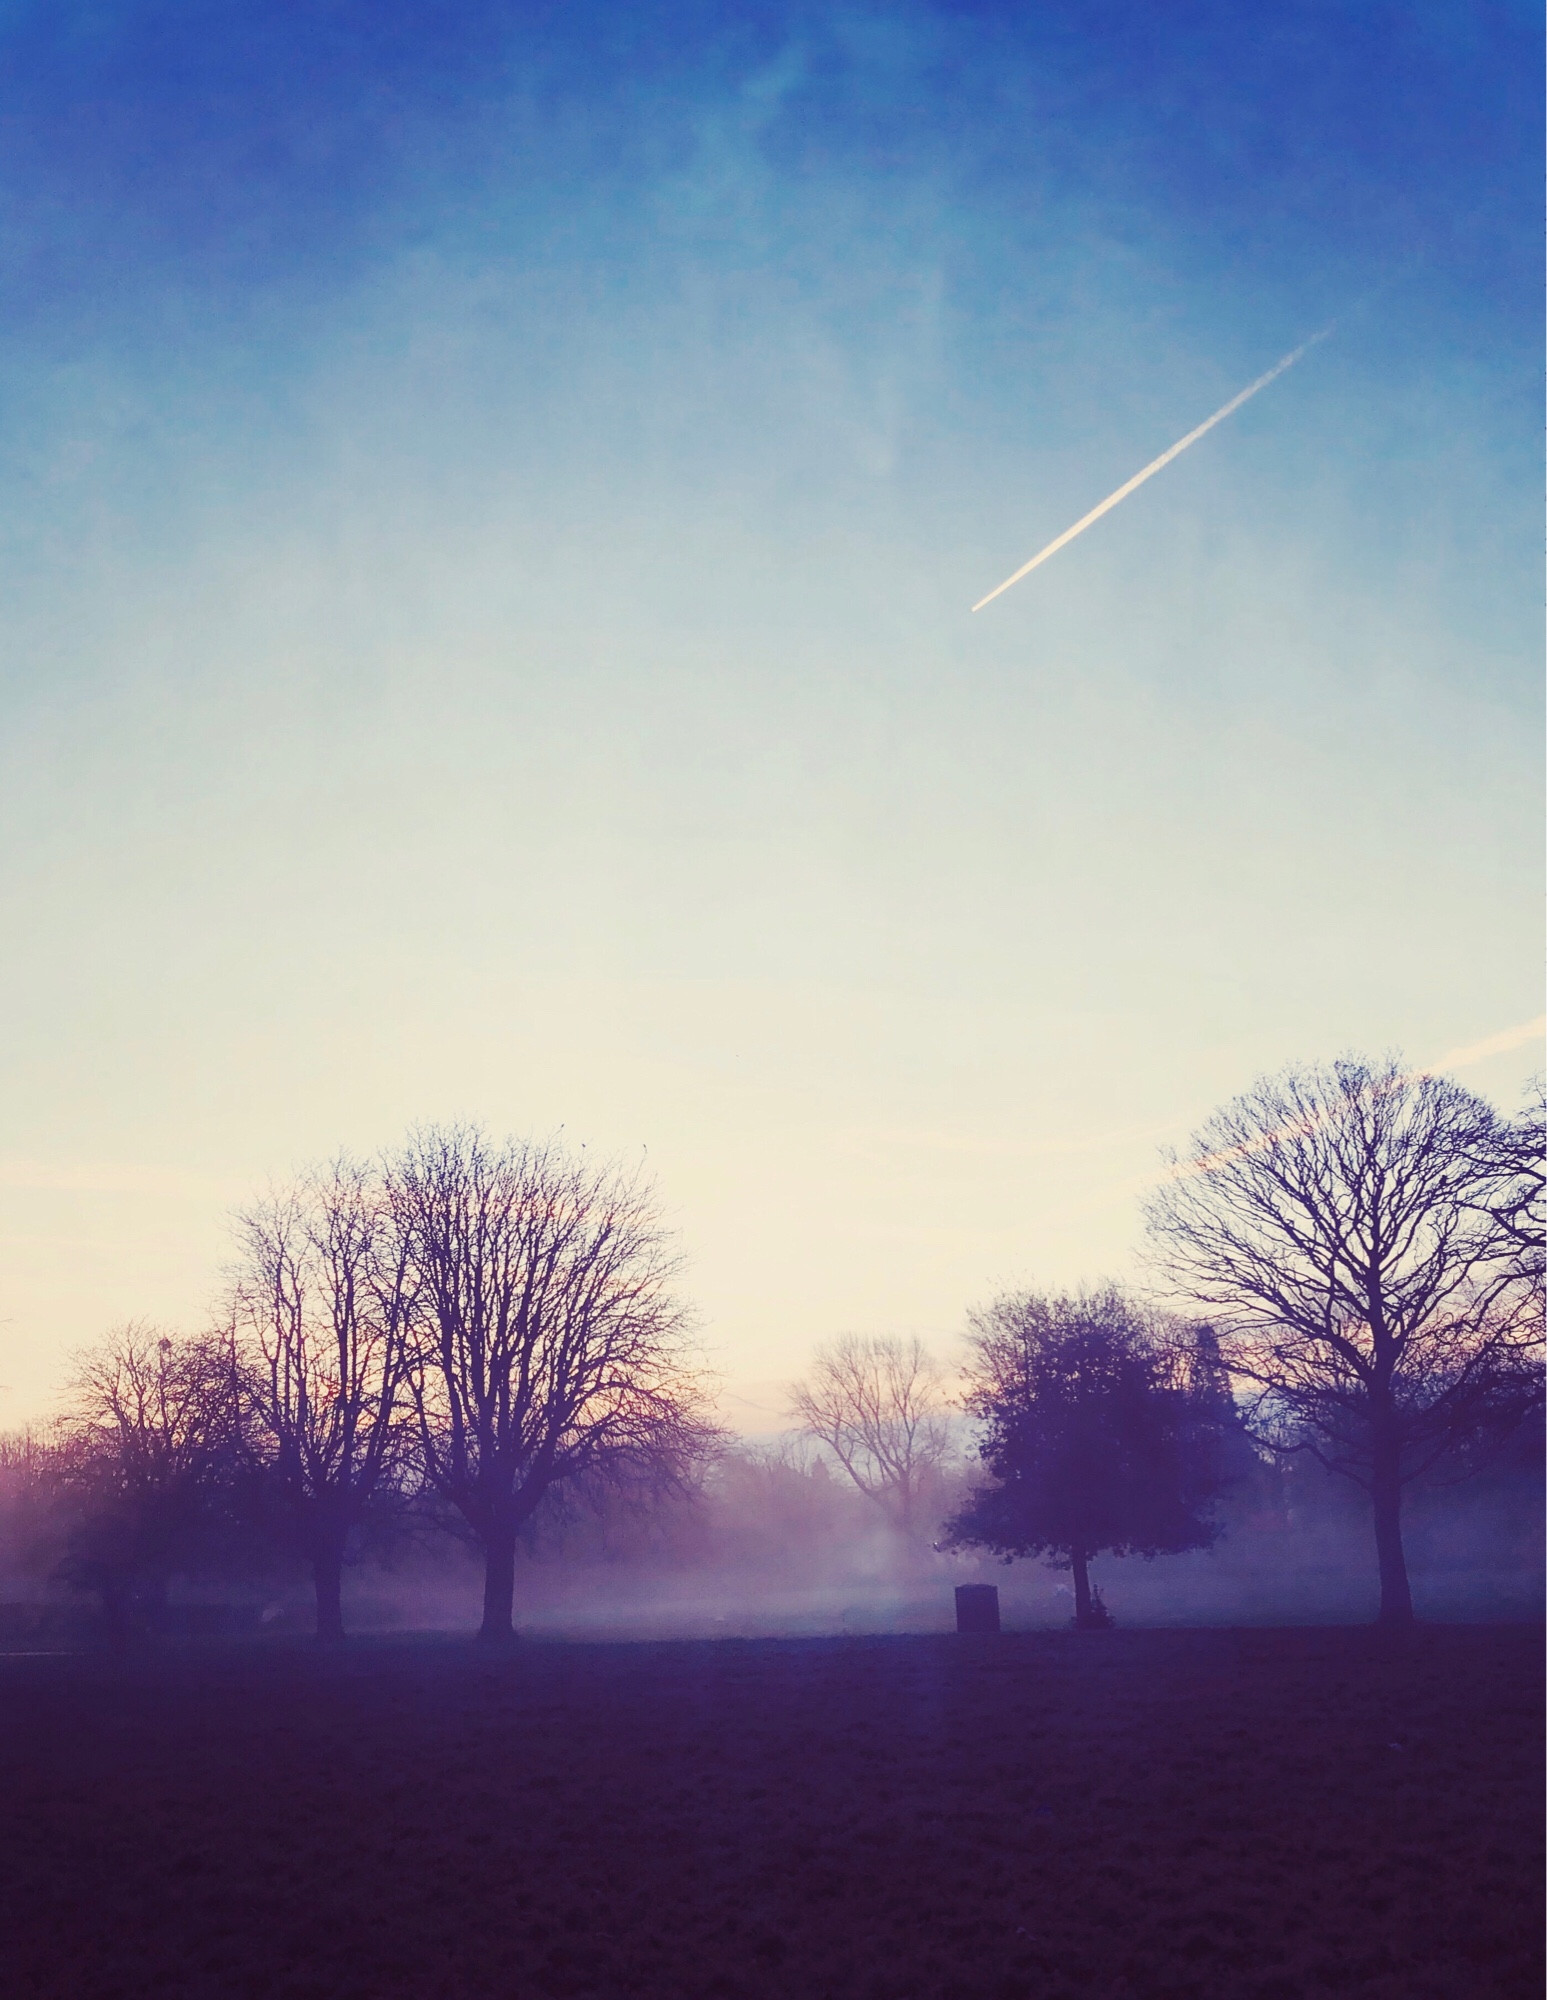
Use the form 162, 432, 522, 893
3, 1066, 1539, 1646
3, 1419, 1539, 1646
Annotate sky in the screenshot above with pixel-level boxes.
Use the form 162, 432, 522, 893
0, 0, 1540, 1429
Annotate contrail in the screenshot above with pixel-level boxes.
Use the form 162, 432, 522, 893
1415, 1014, 1546, 1079
1168, 1015, 1545, 1188
971, 326, 1333, 612
1032, 1013, 1544, 1228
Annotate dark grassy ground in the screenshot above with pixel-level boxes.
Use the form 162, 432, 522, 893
0, 1625, 1539, 1999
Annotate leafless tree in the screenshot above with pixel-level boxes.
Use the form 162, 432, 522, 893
788, 1334, 955, 1535
53, 1323, 239, 1637
227, 1158, 415, 1641
385, 1125, 717, 1641
0, 1425, 69, 1597
1145, 1056, 1543, 1625
1475, 1079, 1545, 1294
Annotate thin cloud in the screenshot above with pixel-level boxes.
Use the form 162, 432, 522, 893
1414, 1015, 1545, 1078
0, 1158, 241, 1201
1034, 1014, 1544, 1229
838, 1117, 1192, 1163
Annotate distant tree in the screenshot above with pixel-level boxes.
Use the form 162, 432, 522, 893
227, 1157, 416, 1642
1145, 1057, 1544, 1626
1189, 1321, 1270, 1492
788, 1335, 955, 1535
53, 1324, 239, 1639
701, 1437, 872, 1581
0, 1427, 67, 1593
943, 1289, 1231, 1628
385, 1125, 718, 1641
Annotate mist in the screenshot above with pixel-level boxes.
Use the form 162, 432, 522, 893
381, 1429, 1544, 1642
6, 1417, 1538, 1650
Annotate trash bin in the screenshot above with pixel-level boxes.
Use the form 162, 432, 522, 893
955, 1583, 1000, 1633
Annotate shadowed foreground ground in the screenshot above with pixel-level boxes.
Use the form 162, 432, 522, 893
0, 1625, 1540, 1999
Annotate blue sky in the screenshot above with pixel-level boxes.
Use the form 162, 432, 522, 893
0, 0, 1540, 1423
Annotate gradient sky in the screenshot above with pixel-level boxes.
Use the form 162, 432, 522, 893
1, 0, 1540, 1428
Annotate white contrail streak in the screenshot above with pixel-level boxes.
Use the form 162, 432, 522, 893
971, 326, 1333, 612
1032, 1013, 1544, 1229
1415, 1014, 1546, 1079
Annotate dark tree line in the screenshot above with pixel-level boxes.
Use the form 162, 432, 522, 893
932, 1059, 1540, 1631
14, 1125, 718, 1644
7, 1056, 1540, 1640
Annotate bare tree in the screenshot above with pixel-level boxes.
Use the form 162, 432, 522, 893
788, 1334, 955, 1535
1145, 1056, 1543, 1626
228, 1157, 415, 1642
53, 1323, 239, 1638
386, 1125, 716, 1641
1477, 1079, 1545, 1293
0, 1425, 71, 1605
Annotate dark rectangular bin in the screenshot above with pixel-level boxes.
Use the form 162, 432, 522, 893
954, 1584, 1000, 1633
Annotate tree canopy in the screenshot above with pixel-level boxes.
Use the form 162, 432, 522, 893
387, 1125, 718, 1640
944, 1287, 1232, 1628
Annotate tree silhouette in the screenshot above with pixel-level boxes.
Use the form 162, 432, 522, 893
1145, 1058, 1543, 1625
228, 1157, 415, 1642
52, 1324, 240, 1640
386, 1125, 716, 1641
788, 1335, 954, 1535
944, 1288, 1231, 1627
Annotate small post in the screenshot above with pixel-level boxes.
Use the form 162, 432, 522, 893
955, 1583, 1000, 1634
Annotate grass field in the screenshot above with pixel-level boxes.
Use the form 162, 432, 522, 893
1, 1625, 1539, 1999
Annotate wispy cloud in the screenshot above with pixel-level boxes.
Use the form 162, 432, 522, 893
1416, 1015, 1545, 1077
1035, 1014, 1545, 1230
0, 1158, 241, 1200
837, 1118, 1190, 1163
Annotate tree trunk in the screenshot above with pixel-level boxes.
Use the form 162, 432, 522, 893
313, 1542, 346, 1645
1071, 1550, 1093, 1629
479, 1522, 518, 1642
1371, 1450, 1414, 1627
